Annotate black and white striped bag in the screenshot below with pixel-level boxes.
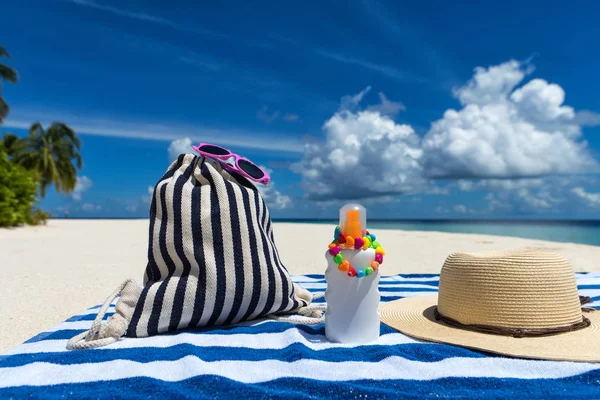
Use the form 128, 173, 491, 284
68, 154, 318, 349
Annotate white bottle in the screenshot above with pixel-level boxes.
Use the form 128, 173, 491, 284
324, 203, 381, 343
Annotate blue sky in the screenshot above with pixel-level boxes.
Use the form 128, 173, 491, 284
2, 0, 600, 219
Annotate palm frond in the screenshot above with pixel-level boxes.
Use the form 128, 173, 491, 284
29, 122, 44, 137
0, 64, 18, 83
49, 123, 80, 149
1, 133, 20, 156
0, 46, 9, 58
0, 97, 8, 122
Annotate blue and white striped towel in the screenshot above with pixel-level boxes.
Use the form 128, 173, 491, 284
1, 273, 600, 399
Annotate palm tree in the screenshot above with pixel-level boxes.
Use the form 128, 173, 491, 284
0, 46, 18, 124
0, 132, 19, 157
13, 122, 82, 198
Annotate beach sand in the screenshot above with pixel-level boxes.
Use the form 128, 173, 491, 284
1, 219, 599, 352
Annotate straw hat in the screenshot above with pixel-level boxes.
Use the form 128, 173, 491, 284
380, 250, 600, 362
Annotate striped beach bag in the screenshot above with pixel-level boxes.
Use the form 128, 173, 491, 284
68, 154, 318, 349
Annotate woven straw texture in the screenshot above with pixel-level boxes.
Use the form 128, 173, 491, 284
380, 249, 600, 362
438, 250, 582, 329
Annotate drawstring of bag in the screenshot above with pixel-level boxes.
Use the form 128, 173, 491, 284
67, 280, 138, 350
267, 293, 327, 325
67, 286, 326, 350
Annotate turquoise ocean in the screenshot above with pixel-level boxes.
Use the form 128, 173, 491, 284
274, 219, 600, 247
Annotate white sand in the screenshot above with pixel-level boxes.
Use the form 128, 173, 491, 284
1, 219, 599, 352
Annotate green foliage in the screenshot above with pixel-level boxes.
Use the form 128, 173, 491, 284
13, 122, 82, 198
0, 150, 39, 227
1, 133, 19, 156
0, 45, 18, 123
28, 208, 51, 225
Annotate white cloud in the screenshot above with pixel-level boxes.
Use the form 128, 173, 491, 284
295, 60, 600, 201
168, 138, 193, 161
71, 176, 92, 201
315, 51, 428, 83
126, 204, 138, 213
340, 86, 372, 111
454, 204, 467, 213
422, 60, 598, 179
257, 106, 300, 124
515, 188, 554, 209
256, 106, 300, 125
257, 106, 281, 124
294, 87, 425, 200
258, 185, 292, 209
572, 187, 600, 206
81, 203, 102, 212
452, 60, 530, 106
69, 0, 226, 39
485, 193, 511, 212
366, 92, 405, 116
256, 167, 292, 210
142, 186, 154, 205
575, 110, 600, 126
477, 177, 571, 212
457, 178, 546, 192
283, 113, 300, 122
71, 0, 179, 27
4, 110, 304, 153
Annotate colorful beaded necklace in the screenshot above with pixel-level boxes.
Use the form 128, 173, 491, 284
327, 226, 385, 278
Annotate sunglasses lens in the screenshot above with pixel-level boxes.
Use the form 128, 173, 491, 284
238, 159, 264, 179
199, 144, 230, 156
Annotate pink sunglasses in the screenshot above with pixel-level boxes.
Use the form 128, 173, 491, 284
191, 143, 271, 185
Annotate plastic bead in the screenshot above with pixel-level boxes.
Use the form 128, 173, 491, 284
347, 267, 357, 277
328, 243, 336, 249
368, 233, 377, 241
337, 233, 347, 244
334, 226, 341, 240
333, 254, 343, 264
365, 267, 374, 276
375, 253, 383, 264
362, 236, 371, 250
329, 246, 340, 256
371, 240, 380, 249
371, 261, 380, 270
376, 246, 385, 255
345, 236, 355, 248
354, 236, 364, 249
338, 260, 350, 272
357, 269, 366, 278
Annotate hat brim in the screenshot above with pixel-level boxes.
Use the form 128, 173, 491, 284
380, 295, 600, 362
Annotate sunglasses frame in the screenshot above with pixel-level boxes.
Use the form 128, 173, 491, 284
191, 143, 271, 185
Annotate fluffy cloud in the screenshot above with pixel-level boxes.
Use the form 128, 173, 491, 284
366, 92, 405, 116
295, 61, 599, 201
294, 91, 425, 200
71, 176, 92, 201
475, 177, 572, 212
258, 184, 292, 209
422, 60, 598, 179
257, 167, 292, 210
168, 137, 193, 161
572, 187, 600, 206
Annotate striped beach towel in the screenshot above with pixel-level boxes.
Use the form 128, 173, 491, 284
2, 272, 600, 399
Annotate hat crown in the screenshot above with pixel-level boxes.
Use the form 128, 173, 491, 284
437, 250, 583, 329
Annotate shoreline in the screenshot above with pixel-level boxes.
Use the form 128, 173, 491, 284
1, 220, 599, 352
